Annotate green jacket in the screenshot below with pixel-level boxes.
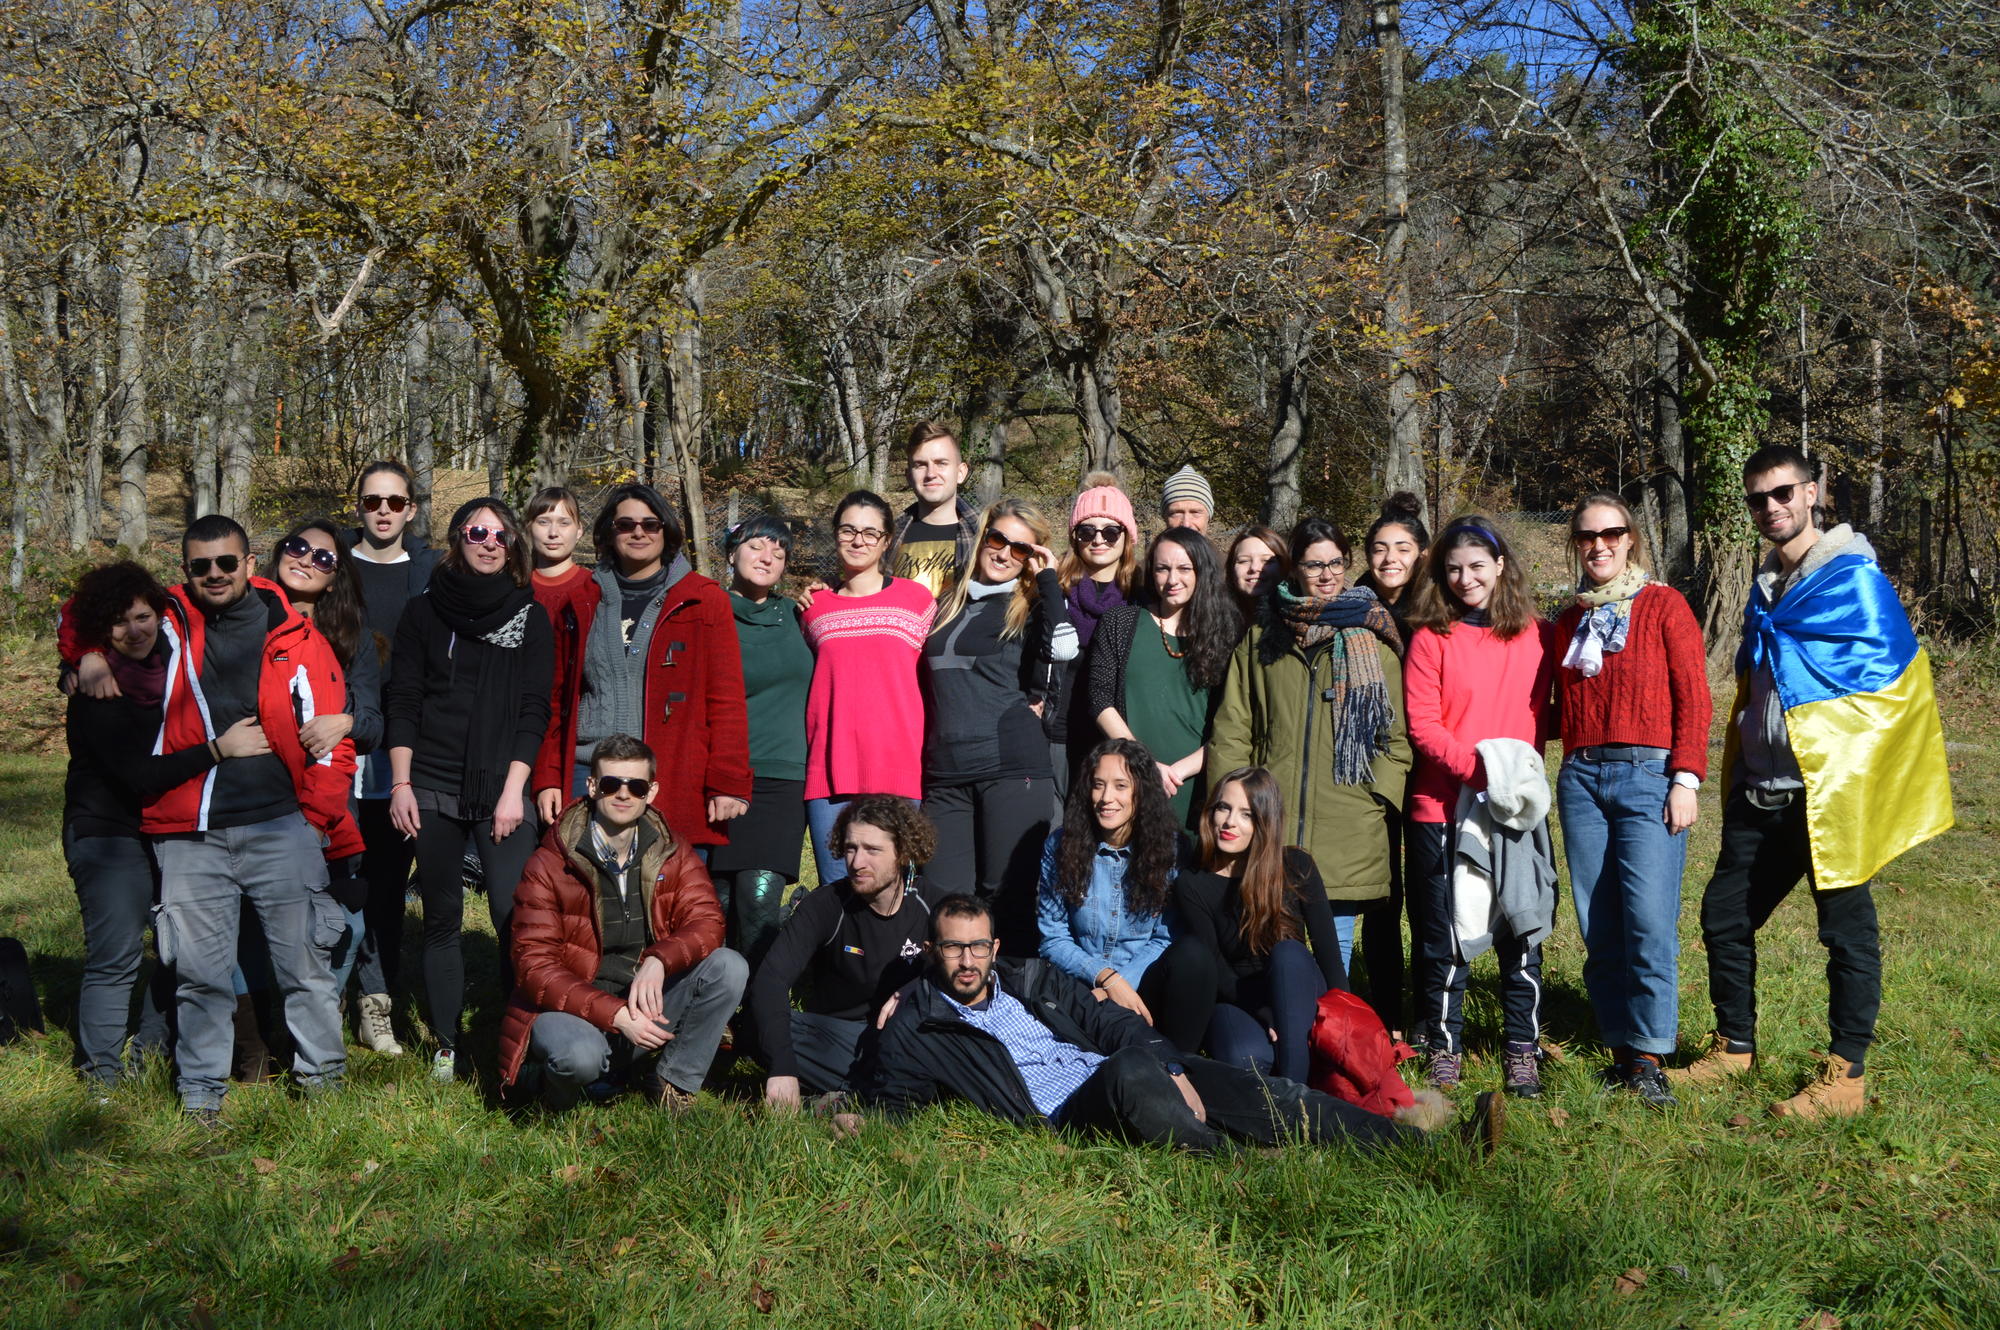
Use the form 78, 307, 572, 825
1206, 621, 1410, 902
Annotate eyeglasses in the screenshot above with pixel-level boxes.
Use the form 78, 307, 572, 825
360, 493, 411, 514
593, 775, 653, 799
185, 555, 242, 577
1297, 558, 1346, 577
461, 524, 509, 548
934, 939, 995, 959
613, 516, 665, 536
983, 529, 1034, 561
1072, 523, 1123, 547
836, 524, 886, 547
1571, 526, 1631, 547
280, 536, 340, 574
1744, 482, 1802, 511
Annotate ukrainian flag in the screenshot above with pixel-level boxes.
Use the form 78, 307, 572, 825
1726, 550, 1953, 890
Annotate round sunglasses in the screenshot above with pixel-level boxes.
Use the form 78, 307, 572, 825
280, 536, 340, 574
461, 524, 510, 548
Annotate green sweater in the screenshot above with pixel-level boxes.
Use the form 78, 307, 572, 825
731, 591, 813, 783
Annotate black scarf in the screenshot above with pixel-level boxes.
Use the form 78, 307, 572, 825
426, 564, 534, 818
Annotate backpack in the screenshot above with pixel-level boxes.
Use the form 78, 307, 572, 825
0, 937, 46, 1044
1305, 986, 1416, 1117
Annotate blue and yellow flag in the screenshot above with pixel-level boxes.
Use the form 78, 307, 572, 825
1727, 549, 1953, 890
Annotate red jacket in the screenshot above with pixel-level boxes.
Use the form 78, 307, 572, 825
532, 566, 752, 846
498, 800, 726, 1087
148, 579, 362, 857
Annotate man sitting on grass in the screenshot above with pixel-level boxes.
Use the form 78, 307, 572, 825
843, 894, 1501, 1154
498, 734, 746, 1111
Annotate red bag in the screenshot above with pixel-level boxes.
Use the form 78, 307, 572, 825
1306, 987, 1418, 1116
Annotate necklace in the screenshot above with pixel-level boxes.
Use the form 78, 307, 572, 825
1155, 612, 1185, 659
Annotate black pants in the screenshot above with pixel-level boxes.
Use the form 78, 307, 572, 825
786, 1011, 869, 1093
352, 797, 416, 998
1699, 788, 1880, 1062
923, 776, 1053, 952
412, 807, 538, 1050
1134, 937, 1219, 1055
1408, 822, 1543, 1053
1357, 809, 1408, 1033
1053, 1046, 1412, 1153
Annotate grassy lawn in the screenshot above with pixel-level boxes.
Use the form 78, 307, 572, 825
0, 668, 1996, 1328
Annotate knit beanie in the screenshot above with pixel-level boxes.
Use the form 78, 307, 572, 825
1069, 472, 1139, 544
1160, 465, 1214, 518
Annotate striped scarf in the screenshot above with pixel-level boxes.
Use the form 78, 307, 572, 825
1276, 584, 1401, 784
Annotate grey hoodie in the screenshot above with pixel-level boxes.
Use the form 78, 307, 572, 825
1736, 524, 1878, 792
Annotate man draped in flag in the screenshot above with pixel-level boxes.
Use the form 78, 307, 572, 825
1676, 445, 1952, 1118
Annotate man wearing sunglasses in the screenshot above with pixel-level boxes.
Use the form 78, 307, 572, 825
501, 734, 746, 1111
147, 514, 362, 1125
842, 895, 1490, 1154
1681, 445, 1952, 1119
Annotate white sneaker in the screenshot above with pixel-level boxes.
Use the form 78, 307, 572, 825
358, 993, 405, 1057
431, 1049, 456, 1084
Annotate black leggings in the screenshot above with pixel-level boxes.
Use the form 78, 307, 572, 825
353, 797, 416, 999
413, 807, 538, 1050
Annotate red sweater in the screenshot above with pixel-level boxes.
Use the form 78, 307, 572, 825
1403, 619, 1556, 823
1552, 583, 1712, 780
800, 576, 935, 801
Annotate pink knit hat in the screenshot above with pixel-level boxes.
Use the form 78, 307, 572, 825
1069, 475, 1139, 545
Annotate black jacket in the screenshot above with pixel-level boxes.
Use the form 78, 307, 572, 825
855, 957, 1179, 1123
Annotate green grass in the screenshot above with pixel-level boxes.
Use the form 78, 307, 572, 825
1, 675, 1997, 1328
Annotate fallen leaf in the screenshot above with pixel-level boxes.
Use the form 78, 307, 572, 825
986, 1241, 1005, 1254
479, 1155, 496, 1169
1547, 1107, 1571, 1127
749, 1282, 775, 1314
1727, 1114, 1754, 1129
556, 1164, 581, 1183
1798, 1314, 1842, 1329
361, 1160, 379, 1175
331, 1245, 360, 1274
252, 1157, 278, 1175
1614, 1268, 1648, 1295
382, 1082, 397, 1095
190, 1299, 219, 1330
62, 1272, 84, 1290
611, 1236, 637, 1257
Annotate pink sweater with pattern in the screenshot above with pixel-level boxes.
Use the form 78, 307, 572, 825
801, 576, 936, 800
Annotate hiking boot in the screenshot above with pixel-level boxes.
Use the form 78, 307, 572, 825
184, 1106, 226, 1132
431, 1049, 457, 1084
1669, 1033, 1755, 1086
1425, 1049, 1462, 1089
645, 1081, 698, 1114
1770, 1055, 1867, 1120
1502, 1041, 1542, 1098
358, 993, 404, 1056
1612, 1058, 1678, 1110
1460, 1090, 1505, 1157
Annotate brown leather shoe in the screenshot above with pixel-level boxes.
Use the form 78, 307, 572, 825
1769, 1055, 1867, 1119
1667, 1033, 1754, 1086
646, 1081, 698, 1114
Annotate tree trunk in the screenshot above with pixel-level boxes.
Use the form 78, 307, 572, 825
1261, 316, 1309, 532
665, 271, 712, 572
113, 224, 150, 549
406, 313, 436, 541
1648, 314, 1691, 581
1865, 336, 1885, 532
217, 305, 261, 521
1375, 1, 1424, 511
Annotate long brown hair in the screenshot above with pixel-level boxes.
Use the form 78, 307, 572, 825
1226, 525, 1290, 613
1197, 767, 1299, 956
932, 497, 1052, 641
275, 517, 374, 669
1404, 516, 1535, 641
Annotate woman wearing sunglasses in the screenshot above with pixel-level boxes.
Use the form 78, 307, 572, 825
1552, 493, 1709, 1107
531, 482, 751, 868
1046, 473, 1139, 801
800, 490, 937, 887
919, 498, 1077, 939
385, 498, 554, 1082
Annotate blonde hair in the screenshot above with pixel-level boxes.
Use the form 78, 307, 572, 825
1057, 470, 1140, 597
932, 497, 1053, 641
1566, 492, 1650, 582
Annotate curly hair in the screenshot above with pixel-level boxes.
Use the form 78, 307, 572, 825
832, 794, 938, 871
71, 560, 167, 646
1145, 527, 1241, 690
1057, 738, 1180, 917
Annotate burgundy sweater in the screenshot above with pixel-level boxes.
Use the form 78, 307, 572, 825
1552, 583, 1712, 780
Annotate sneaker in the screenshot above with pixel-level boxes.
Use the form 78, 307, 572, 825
1425, 1049, 1462, 1089
1613, 1058, 1678, 1110
184, 1107, 226, 1132
1460, 1090, 1505, 1157
431, 1049, 457, 1084
1502, 1041, 1542, 1098
1770, 1055, 1867, 1120
358, 993, 404, 1057
1669, 1033, 1755, 1086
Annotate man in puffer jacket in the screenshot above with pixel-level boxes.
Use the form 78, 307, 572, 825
499, 734, 746, 1111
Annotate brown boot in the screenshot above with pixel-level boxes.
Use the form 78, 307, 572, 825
1769, 1055, 1867, 1119
1667, 1033, 1754, 1086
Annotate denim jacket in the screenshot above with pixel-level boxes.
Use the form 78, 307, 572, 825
1034, 828, 1178, 987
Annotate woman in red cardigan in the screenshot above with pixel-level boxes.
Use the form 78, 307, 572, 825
1553, 493, 1710, 1108
531, 483, 752, 852
1402, 516, 1557, 1096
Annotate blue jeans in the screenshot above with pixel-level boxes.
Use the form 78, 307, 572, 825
1204, 939, 1328, 1083
805, 796, 853, 888
154, 814, 346, 1110
1557, 753, 1689, 1056
65, 830, 174, 1085
1329, 909, 1359, 978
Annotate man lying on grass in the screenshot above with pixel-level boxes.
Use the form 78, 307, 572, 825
839, 893, 1502, 1154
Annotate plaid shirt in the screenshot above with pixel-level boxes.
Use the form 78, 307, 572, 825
943, 973, 1105, 1118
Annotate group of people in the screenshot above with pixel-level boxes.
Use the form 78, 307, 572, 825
55, 428, 1951, 1153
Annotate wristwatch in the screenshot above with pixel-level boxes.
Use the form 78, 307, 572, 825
1163, 1061, 1186, 1078
1671, 771, 1700, 790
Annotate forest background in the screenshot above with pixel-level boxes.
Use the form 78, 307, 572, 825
3, 0, 2000, 651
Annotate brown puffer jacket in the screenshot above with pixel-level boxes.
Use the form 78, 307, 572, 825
497, 800, 726, 1087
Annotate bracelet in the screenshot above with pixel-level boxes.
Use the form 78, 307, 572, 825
1096, 967, 1116, 987
392, 781, 412, 792
208, 739, 222, 762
